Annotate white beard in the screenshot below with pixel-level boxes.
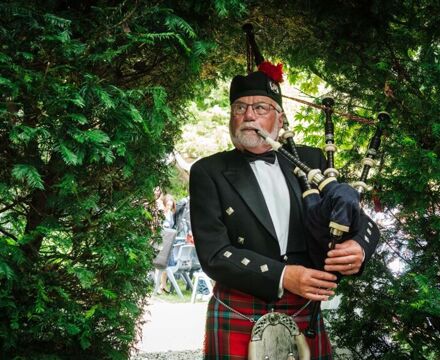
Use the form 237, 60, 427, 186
231, 120, 280, 149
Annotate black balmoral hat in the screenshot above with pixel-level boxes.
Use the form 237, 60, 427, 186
229, 70, 283, 108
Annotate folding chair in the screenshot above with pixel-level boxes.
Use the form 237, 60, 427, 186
152, 229, 184, 298
189, 247, 213, 303
168, 244, 195, 293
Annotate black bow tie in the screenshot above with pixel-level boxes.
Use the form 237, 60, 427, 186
243, 150, 276, 164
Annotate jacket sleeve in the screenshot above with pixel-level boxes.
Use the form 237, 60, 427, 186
189, 160, 285, 302
352, 209, 381, 264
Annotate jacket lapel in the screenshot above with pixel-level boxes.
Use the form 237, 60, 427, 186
222, 150, 278, 241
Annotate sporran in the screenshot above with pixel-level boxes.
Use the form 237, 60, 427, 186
248, 311, 311, 360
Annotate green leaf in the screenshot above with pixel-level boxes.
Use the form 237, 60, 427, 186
43, 13, 72, 28
432, 123, 440, 138
59, 143, 80, 165
84, 130, 110, 144
70, 267, 94, 289
0, 76, 14, 89
66, 324, 81, 335
101, 148, 115, 164
85, 305, 98, 319
9, 125, 37, 145
0, 262, 15, 280
94, 87, 115, 109
69, 113, 88, 124
0, 52, 12, 63
165, 15, 196, 39
3, 238, 17, 246
69, 94, 85, 108
11, 164, 44, 189
35, 280, 49, 314
102, 289, 117, 299
80, 331, 91, 349
128, 104, 143, 123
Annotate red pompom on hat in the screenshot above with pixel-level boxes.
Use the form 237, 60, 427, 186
258, 61, 284, 83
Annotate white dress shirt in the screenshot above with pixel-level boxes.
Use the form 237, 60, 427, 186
249, 155, 290, 297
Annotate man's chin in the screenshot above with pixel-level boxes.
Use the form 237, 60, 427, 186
236, 135, 261, 148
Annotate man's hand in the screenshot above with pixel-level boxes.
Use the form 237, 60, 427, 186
283, 265, 337, 301
324, 239, 364, 275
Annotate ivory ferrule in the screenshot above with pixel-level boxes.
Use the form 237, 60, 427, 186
323, 143, 337, 153
325, 133, 335, 141
329, 221, 349, 234
361, 157, 376, 167
302, 189, 320, 198
307, 169, 324, 186
318, 176, 337, 191
293, 167, 305, 176
281, 130, 294, 140
352, 180, 370, 193
323, 168, 339, 178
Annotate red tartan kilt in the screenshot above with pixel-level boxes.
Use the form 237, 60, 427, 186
204, 284, 333, 360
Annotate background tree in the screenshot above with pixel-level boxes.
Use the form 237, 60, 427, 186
0, 1, 244, 359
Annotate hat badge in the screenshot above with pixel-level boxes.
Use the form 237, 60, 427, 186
269, 80, 279, 94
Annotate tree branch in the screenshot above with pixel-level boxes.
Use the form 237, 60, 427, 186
0, 227, 18, 242
0, 197, 29, 214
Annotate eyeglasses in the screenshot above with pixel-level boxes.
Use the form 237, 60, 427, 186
231, 102, 280, 116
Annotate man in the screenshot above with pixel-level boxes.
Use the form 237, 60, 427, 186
189, 69, 380, 359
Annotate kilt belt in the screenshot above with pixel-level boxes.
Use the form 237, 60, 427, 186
203, 284, 333, 360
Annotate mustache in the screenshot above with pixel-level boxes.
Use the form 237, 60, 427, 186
237, 123, 261, 132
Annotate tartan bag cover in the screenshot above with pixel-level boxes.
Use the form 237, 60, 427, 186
204, 284, 333, 360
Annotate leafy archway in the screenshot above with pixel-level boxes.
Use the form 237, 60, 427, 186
0, 1, 438, 359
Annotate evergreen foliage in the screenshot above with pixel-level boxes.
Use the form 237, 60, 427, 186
0, 1, 243, 358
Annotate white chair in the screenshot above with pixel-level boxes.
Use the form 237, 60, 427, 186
168, 244, 195, 292
152, 229, 185, 298
190, 246, 201, 273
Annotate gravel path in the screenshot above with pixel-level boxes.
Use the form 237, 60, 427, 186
132, 349, 202, 360
131, 298, 207, 359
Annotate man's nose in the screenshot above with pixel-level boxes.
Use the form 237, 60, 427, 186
243, 105, 256, 121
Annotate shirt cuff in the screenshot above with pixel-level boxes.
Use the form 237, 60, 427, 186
278, 266, 286, 298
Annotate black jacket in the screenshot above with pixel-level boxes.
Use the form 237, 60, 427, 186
189, 147, 380, 302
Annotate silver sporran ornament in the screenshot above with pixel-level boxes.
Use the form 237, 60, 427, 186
248, 312, 310, 360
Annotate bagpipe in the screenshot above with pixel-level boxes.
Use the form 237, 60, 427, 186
242, 24, 389, 339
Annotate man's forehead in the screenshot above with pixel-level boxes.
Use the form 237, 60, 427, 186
233, 95, 277, 106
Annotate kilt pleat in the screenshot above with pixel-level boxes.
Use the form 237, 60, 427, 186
203, 284, 333, 360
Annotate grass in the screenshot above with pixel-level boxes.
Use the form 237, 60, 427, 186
152, 277, 195, 303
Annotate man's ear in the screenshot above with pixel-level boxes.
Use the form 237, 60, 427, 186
277, 112, 285, 128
